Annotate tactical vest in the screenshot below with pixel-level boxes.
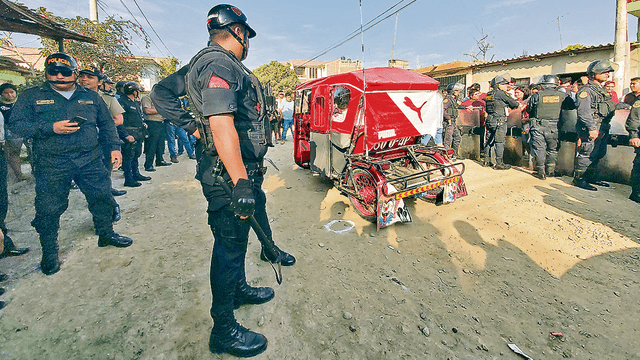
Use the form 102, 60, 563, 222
484, 90, 499, 115
186, 45, 272, 162
535, 88, 564, 121
586, 82, 614, 122
444, 95, 459, 121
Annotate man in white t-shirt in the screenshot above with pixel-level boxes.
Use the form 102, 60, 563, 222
279, 92, 294, 142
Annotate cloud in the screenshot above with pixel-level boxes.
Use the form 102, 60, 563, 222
486, 0, 536, 9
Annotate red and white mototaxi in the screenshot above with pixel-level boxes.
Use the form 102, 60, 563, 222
293, 67, 467, 229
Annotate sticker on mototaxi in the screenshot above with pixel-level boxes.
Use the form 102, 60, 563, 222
377, 129, 396, 139
36, 100, 54, 105
394, 176, 459, 200
77, 100, 93, 105
371, 137, 412, 151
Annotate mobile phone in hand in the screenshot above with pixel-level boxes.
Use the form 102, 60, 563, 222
70, 116, 87, 127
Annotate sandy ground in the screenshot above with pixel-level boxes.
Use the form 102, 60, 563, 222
0, 140, 639, 360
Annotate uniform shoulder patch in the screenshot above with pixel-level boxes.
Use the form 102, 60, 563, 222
578, 91, 589, 99
208, 76, 230, 89
443, 98, 449, 104
485, 95, 494, 101
634, 100, 640, 108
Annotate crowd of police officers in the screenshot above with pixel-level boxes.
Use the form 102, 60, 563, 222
2, 2, 640, 358
444, 58, 640, 203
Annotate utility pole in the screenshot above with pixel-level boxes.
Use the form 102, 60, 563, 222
89, 0, 98, 22
557, 17, 563, 49
391, 13, 398, 60
614, 0, 629, 96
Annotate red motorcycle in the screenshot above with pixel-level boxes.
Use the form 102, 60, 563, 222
293, 67, 467, 229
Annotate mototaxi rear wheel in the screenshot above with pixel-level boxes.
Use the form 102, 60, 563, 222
348, 169, 377, 222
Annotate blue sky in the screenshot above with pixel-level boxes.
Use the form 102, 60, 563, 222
10, 0, 634, 70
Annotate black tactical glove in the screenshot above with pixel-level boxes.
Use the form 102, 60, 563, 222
231, 178, 255, 218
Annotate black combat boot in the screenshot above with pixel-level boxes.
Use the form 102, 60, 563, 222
546, 165, 556, 178
234, 282, 274, 309
573, 177, 597, 191
98, 232, 133, 247
494, 160, 510, 170
39, 235, 60, 275
533, 167, 546, 180
209, 314, 268, 357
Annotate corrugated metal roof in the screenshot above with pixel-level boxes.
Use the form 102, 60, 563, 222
0, 0, 96, 43
471, 43, 618, 69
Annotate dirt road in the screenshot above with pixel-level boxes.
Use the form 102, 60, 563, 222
0, 141, 639, 359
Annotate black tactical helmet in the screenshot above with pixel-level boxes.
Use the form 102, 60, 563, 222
122, 81, 141, 96
101, 74, 114, 84
207, 4, 256, 38
587, 59, 615, 77
446, 82, 464, 93
115, 80, 127, 93
78, 65, 101, 78
538, 74, 559, 86
44, 52, 77, 75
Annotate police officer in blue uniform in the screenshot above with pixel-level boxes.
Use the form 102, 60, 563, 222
573, 60, 616, 191
117, 82, 152, 187
151, 4, 295, 357
484, 74, 520, 169
526, 75, 568, 179
9, 53, 133, 275
443, 82, 464, 159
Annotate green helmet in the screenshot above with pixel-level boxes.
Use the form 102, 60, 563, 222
587, 59, 614, 77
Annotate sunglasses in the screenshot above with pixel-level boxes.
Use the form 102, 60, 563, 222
47, 68, 74, 77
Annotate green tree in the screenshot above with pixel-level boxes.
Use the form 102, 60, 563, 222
253, 60, 299, 94
36, 7, 150, 81
156, 57, 180, 80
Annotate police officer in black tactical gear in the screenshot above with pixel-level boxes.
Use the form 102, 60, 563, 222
444, 82, 464, 159
526, 75, 569, 179
118, 82, 152, 187
9, 53, 133, 276
484, 73, 520, 169
572, 60, 616, 191
150, 4, 295, 357
625, 93, 640, 203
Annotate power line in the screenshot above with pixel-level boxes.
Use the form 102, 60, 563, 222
296, 0, 418, 68
118, 0, 168, 57
130, 0, 175, 58
97, 0, 149, 56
